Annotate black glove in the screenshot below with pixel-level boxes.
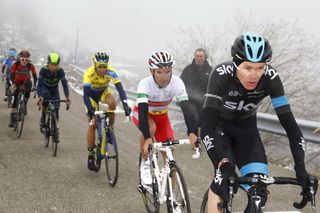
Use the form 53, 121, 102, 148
295, 166, 318, 201
211, 160, 239, 204
87, 108, 95, 118
123, 103, 132, 116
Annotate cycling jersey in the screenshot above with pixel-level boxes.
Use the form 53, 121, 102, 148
135, 75, 197, 140
10, 61, 37, 86
201, 61, 307, 180
2, 57, 16, 75
37, 66, 69, 97
83, 65, 127, 112
136, 75, 188, 112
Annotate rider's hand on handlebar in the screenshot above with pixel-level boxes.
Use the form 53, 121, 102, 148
87, 108, 95, 118
212, 160, 239, 205
143, 138, 153, 156
299, 174, 318, 201
37, 97, 43, 106
66, 97, 71, 106
123, 103, 132, 116
188, 132, 198, 150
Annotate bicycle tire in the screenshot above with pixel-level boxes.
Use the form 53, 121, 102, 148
95, 144, 102, 172
200, 189, 209, 213
51, 114, 58, 157
166, 162, 191, 213
16, 101, 25, 138
44, 114, 50, 148
138, 155, 160, 213
105, 127, 119, 186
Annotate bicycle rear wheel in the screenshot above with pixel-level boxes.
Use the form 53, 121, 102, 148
16, 102, 25, 138
51, 114, 58, 157
166, 162, 191, 213
200, 189, 208, 213
105, 127, 119, 186
138, 155, 160, 213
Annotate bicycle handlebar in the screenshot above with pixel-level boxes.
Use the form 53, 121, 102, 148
223, 175, 317, 212
89, 109, 129, 126
152, 138, 201, 160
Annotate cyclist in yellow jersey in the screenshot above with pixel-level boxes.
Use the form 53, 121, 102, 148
83, 52, 132, 171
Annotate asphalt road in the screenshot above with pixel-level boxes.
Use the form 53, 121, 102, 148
0, 84, 318, 213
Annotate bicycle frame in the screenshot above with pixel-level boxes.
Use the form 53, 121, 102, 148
94, 109, 125, 158
144, 139, 196, 205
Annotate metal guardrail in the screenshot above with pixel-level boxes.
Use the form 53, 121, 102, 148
68, 64, 320, 144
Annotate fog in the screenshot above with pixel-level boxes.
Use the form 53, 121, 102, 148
1, 0, 320, 64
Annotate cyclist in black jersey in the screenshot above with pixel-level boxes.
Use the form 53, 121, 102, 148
200, 32, 318, 212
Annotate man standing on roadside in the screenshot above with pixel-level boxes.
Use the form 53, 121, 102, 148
180, 48, 212, 129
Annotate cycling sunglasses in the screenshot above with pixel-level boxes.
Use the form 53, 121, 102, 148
20, 58, 29, 61
157, 62, 173, 68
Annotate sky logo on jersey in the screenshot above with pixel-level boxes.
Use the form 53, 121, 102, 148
264, 66, 278, 80
224, 100, 259, 111
216, 64, 233, 76
203, 135, 214, 151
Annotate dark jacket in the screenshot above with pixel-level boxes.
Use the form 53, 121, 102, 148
180, 59, 212, 104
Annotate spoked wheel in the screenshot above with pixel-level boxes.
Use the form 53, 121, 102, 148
166, 162, 191, 213
138, 155, 160, 213
15, 102, 25, 138
50, 115, 58, 157
105, 127, 119, 186
200, 189, 209, 213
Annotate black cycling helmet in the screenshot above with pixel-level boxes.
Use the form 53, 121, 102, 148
231, 32, 272, 64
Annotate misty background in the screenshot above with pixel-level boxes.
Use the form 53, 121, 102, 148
0, 0, 320, 174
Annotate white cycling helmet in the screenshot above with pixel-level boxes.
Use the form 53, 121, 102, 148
148, 51, 175, 69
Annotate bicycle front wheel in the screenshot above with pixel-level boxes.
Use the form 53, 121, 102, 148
166, 162, 191, 213
105, 127, 119, 186
51, 115, 58, 157
16, 102, 25, 138
200, 189, 209, 213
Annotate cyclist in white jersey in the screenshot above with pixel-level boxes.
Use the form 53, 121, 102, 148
133, 51, 198, 184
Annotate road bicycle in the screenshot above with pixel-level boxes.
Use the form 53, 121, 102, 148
90, 109, 127, 186
40, 99, 69, 157
138, 138, 201, 213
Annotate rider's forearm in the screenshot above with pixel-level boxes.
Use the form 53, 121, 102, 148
115, 82, 128, 104
200, 107, 224, 167
138, 103, 151, 140
83, 86, 94, 111
61, 78, 70, 97
179, 100, 198, 136
32, 74, 37, 86
278, 111, 308, 177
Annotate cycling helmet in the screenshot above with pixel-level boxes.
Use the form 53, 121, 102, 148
231, 32, 272, 63
47, 53, 60, 64
148, 51, 175, 69
18, 50, 31, 59
92, 52, 109, 66
8, 48, 16, 57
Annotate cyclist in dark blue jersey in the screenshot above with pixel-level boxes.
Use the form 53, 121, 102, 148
200, 32, 318, 212
37, 53, 71, 129
1, 48, 16, 101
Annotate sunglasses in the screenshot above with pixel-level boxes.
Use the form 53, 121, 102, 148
157, 62, 173, 68
96, 65, 108, 69
20, 58, 29, 61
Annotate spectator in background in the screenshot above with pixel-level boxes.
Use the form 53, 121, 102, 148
314, 128, 320, 134
180, 48, 212, 130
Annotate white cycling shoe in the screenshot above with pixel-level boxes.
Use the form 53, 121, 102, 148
140, 159, 152, 185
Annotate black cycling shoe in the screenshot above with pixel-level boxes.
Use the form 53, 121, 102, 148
87, 156, 97, 171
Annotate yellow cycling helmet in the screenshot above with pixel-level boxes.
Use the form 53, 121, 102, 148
92, 52, 109, 66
